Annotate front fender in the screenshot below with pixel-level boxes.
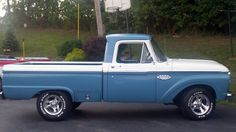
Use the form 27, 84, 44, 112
157, 72, 229, 103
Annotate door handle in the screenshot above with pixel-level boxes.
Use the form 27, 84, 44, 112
111, 65, 122, 68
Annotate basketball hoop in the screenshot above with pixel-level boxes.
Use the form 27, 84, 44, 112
104, 0, 131, 13
104, 0, 131, 32
106, 6, 120, 13
106, 6, 120, 24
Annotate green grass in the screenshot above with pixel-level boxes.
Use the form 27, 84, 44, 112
0, 28, 96, 59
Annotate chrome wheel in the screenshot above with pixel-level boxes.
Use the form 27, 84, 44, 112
43, 95, 64, 116
188, 94, 210, 116
180, 88, 215, 120
37, 91, 72, 121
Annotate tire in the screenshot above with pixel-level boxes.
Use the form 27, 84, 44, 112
0, 78, 2, 92
179, 88, 215, 120
36, 91, 72, 121
72, 102, 81, 110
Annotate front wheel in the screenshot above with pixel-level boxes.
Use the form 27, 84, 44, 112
0, 78, 2, 93
180, 88, 215, 120
37, 91, 72, 121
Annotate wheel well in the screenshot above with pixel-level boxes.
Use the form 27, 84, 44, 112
33, 90, 73, 101
173, 84, 216, 105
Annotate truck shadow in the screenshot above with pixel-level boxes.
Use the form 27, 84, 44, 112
70, 104, 186, 121
69, 103, 236, 122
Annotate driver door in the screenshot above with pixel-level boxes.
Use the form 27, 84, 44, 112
107, 41, 157, 102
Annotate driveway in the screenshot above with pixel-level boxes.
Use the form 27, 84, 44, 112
0, 99, 235, 132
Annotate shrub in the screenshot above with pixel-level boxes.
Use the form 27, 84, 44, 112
2, 28, 20, 52
64, 48, 85, 61
58, 40, 82, 57
83, 37, 106, 61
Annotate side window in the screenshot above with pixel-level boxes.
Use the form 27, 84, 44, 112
116, 43, 153, 63
140, 44, 153, 63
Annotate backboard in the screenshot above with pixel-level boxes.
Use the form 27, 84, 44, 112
104, 0, 131, 13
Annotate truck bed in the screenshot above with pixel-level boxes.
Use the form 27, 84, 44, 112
2, 61, 103, 102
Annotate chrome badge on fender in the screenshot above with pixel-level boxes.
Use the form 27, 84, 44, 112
157, 75, 171, 80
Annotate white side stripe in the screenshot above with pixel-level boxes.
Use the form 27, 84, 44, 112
3, 65, 102, 72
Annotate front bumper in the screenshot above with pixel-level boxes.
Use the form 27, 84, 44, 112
0, 91, 5, 99
226, 91, 233, 100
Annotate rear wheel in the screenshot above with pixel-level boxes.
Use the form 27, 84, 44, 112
37, 91, 72, 121
179, 88, 215, 120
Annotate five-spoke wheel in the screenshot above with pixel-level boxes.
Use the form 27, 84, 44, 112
189, 94, 211, 116
37, 91, 72, 121
43, 94, 64, 116
179, 88, 215, 120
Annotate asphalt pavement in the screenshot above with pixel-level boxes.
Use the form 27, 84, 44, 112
0, 98, 236, 132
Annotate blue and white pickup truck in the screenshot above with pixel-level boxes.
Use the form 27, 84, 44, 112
0, 34, 232, 121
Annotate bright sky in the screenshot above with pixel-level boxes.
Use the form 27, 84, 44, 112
0, 0, 6, 17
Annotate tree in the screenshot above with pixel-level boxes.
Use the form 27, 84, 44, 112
131, 0, 233, 33
60, 0, 78, 29
65, 48, 85, 61
83, 37, 106, 61
58, 40, 82, 57
4, 0, 235, 33
2, 28, 20, 52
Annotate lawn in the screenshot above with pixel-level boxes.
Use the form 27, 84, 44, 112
0, 28, 235, 105
0, 28, 96, 59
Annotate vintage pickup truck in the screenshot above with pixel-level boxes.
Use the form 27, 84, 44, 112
0, 34, 232, 121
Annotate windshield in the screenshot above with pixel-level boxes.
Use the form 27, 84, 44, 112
151, 38, 167, 62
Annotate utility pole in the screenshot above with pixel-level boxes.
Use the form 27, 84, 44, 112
6, 0, 10, 15
94, 0, 104, 37
6, 0, 10, 24
77, 2, 80, 39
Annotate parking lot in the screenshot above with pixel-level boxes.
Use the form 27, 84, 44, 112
0, 98, 236, 132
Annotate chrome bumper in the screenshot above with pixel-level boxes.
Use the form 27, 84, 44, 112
0, 91, 4, 99
226, 91, 233, 100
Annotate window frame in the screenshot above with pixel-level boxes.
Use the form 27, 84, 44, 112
112, 40, 156, 64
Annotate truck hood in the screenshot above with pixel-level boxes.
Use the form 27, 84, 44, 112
169, 58, 229, 72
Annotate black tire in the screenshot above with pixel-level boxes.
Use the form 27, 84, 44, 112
36, 91, 72, 121
0, 78, 2, 92
179, 88, 215, 120
72, 102, 81, 110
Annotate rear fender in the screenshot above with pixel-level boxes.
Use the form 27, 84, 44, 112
3, 85, 75, 101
